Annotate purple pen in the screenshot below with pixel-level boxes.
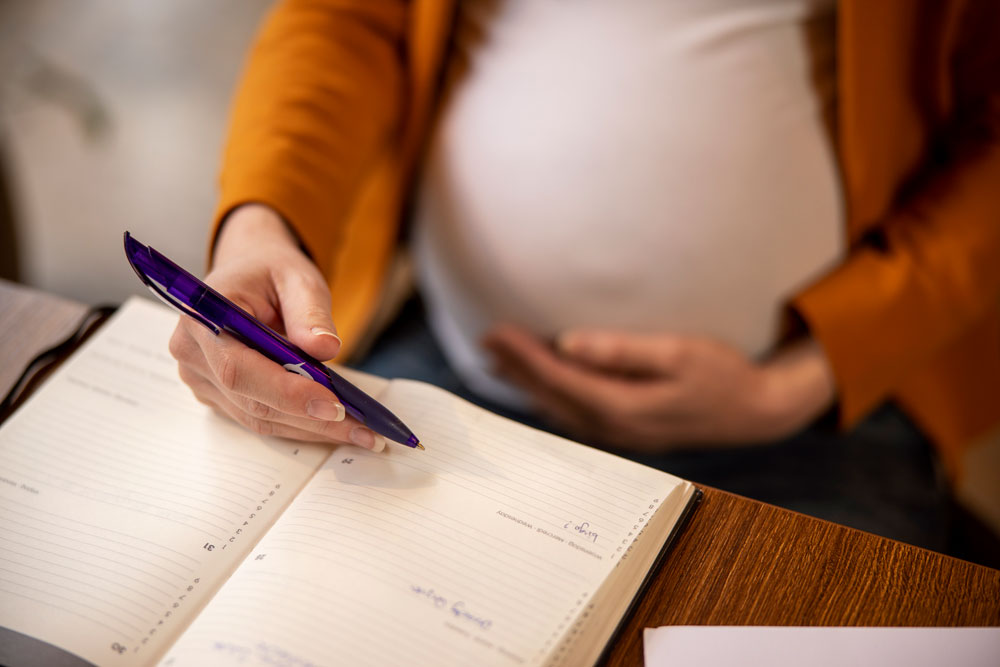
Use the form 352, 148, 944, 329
123, 232, 424, 450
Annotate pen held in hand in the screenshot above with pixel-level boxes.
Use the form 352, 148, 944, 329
123, 231, 424, 450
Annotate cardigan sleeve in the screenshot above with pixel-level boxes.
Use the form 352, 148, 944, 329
792, 1, 1000, 427
211, 0, 408, 276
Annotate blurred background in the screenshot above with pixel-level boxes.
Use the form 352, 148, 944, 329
0, 0, 271, 303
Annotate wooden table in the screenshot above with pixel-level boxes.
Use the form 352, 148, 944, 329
608, 491, 1000, 664
2, 279, 999, 666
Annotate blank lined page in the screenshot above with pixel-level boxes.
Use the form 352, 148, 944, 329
0, 298, 331, 666
161, 379, 684, 666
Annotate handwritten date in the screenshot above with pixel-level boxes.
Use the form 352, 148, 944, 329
564, 520, 599, 544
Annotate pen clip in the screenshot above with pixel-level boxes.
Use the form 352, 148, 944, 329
123, 232, 221, 335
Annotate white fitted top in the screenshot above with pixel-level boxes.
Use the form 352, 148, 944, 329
413, 0, 845, 407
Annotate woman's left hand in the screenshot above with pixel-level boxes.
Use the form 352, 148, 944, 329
482, 325, 836, 451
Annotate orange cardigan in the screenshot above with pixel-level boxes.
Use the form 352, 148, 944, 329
214, 0, 1000, 477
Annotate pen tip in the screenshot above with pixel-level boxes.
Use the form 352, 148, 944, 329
415, 442, 425, 450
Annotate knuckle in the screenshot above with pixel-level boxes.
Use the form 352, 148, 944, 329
176, 365, 200, 388
210, 406, 231, 422
245, 416, 274, 437
193, 394, 217, 409
302, 304, 332, 326
315, 419, 348, 441
673, 341, 695, 365
604, 339, 629, 365
659, 345, 686, 370
168, 328, 193, 362
292, 269, 328, 294
215, 352, 241, 393
244, 398, 273, 420
278, 372, 309, 400
266, 378, 304, 417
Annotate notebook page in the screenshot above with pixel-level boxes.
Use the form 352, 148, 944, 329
552, 480, 696, 666
160, 379, 684, 666
0, 297, 332, 666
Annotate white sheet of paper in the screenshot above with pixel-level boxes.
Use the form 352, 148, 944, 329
643, 625, 1000, 667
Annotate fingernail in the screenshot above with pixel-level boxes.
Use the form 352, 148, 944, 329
311, 326, 342, 345
371, 434, 386, 453
307, 399, 345, 422
350, 426, 378, 450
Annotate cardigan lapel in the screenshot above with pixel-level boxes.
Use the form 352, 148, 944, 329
836, 0, 966, 241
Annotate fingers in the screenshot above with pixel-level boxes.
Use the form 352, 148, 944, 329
175, 205, 370, 447
193, 372, 385, 451
183, 368, 341, 441
274, 269, 342, 362
483, 325, 645, 424
488, 339, 675, 448
485, 340, 599, 435
557, 329, 685, 376
487, 325, 810, 451
170, 317, 384, 451
484, 324, 708, 449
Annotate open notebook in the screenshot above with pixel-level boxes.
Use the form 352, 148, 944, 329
0, 297, 699, 667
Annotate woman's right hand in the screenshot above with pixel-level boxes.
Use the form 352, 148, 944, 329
167, 204, 385, 451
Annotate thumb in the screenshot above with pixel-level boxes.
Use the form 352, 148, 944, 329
275, 270, 342, 362
556, 329, 682, 376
